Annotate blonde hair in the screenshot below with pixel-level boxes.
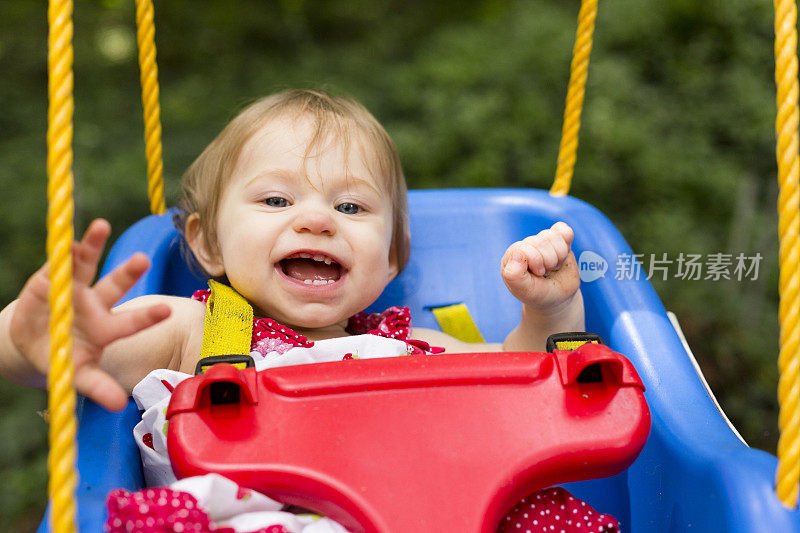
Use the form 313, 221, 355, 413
175, 89, 410, 275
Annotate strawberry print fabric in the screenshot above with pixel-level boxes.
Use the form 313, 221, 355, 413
106, 474, 342, 533
107, 482, 620, 533
498, 487, 620, 533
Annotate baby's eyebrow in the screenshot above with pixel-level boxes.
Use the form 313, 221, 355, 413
339, 175, 382, 196
247, 169, 296, 184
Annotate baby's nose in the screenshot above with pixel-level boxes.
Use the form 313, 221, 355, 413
292, 205, 336, 236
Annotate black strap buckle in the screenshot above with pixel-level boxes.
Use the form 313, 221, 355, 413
545, 332, 605, 353
194, 354, 255, 376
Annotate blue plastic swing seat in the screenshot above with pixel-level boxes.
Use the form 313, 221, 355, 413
38, 188, 800, 532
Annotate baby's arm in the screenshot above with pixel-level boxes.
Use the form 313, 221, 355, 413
0, 219, 204, 411
412, 222, 583, 353
500, 222, 584, 352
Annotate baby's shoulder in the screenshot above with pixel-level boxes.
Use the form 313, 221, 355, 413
115, 293, 203, 308
115, 293, 206, 346
121, 295, 207, 375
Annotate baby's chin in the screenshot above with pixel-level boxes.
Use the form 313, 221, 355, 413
263, 306, 352, 332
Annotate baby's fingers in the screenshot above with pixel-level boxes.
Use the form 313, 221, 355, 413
502, 248, 530, 279
74, 219, 111, 286
99, 303, 171, 346
18, 262, 52, 304
93, 253, 151, 309
551, 221, 574, 245
526, 223, 574, 272
502, 242, 541, 295
542, 225, 571, 267
523, 236, 559, 276
502, 246, 539, 302
72, 365, 129, 412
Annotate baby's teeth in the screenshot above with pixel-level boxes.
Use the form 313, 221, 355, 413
302, 279, 334, 286
323, 257, 332, 265
313, 254, 325, 262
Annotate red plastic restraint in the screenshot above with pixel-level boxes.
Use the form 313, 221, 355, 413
167, 344, 650, 533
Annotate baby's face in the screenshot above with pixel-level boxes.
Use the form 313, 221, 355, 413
203, 115, 397, 330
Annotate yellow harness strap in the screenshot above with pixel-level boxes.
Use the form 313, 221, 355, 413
200, 280, 254, 358
431, 304, 485, 343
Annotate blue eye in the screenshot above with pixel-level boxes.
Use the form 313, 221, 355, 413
336, 202, 362, 215
264, 197, 289, 208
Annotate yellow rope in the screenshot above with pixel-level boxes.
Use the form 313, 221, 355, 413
774, 0, 800, 508
550, 0, 598, 197
135, 0, 166, 215
46, 0, 78, 531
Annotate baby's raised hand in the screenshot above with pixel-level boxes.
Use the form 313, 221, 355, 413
501, 222, 581, 312
8, 219, 170, 411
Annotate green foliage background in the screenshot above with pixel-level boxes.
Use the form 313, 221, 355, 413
0, 0, 782, 529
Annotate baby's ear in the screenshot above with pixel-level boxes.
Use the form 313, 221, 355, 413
388, 246, 400, 281
184, 214, 225, 278
387, 226, 410, 281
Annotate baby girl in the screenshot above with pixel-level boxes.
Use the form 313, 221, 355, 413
0, 89, 616, 533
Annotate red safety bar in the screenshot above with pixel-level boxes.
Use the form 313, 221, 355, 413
167, 344, 650, 533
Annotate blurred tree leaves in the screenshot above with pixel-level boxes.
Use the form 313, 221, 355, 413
0, 0, 783, 528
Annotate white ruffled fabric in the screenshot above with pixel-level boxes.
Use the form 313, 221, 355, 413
172, 474, 348, 533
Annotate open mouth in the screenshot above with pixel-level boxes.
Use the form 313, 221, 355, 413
278, 252, 343, 286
